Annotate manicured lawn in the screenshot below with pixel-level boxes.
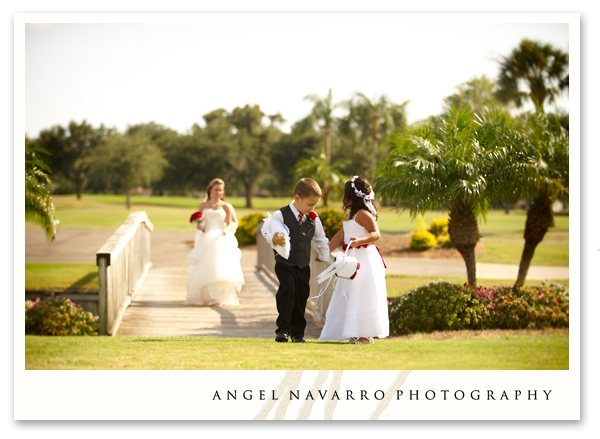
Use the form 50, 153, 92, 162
25, 329, 568, 370
25, 263, 99, 290
477, 239, 568, 266
386, 275, 569, 298
33, 195, 569, 234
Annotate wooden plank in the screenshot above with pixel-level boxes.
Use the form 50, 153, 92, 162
115, 269, 322, 339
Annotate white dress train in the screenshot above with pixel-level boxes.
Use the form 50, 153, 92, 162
185, 209, 244, 306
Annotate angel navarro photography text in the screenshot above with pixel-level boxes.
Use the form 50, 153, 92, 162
212, 389, 553, 402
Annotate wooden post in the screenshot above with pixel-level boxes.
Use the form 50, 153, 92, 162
97, 255, 109, 336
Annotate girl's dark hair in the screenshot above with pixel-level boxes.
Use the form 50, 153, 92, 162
343, 176, 378, 220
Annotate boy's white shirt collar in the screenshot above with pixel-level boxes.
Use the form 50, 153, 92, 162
289, 201, 304, 220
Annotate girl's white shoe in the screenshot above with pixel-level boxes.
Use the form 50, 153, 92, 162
348, 337, 374, 345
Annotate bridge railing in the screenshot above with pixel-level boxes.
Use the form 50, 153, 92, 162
255, 224, 338, 327
96, 211, 154, 335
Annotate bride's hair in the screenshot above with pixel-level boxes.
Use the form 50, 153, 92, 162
343, 176, 378, 220
206, 178, 225, 201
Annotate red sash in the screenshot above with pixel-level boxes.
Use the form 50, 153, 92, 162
341, 243, 387, 269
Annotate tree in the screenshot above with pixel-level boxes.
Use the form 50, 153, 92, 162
87, 132, 167, 209
299, 89, 339, 165
227, 105, 283, 208
294, 151, 345, 207
25, 140, 58, 241
126, 122, 182, 195
374, 104, 528, 285
343, 93, 408, 174
34, 121, 112, 197
443, 75, 502, 113
266, 122, 320, 197
496, 39, 569, 111
514, 110, 569, 286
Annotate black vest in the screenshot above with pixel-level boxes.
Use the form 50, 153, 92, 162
274, 205, 315, 269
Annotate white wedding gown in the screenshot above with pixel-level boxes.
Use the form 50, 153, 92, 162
319, 216, 389, 341
185, 209, 244, 306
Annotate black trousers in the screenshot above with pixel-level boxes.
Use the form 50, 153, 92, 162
274, 261, 311, 337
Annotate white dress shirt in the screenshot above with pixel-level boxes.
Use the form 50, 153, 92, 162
261, 201, 330, 262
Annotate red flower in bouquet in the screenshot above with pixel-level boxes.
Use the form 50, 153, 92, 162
308, 211, 318, 221
190, 211, 205, 232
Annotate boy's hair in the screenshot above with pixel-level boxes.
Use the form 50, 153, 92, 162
294, 178, 322, 198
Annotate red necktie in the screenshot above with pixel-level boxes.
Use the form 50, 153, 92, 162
298, 213, 303, 225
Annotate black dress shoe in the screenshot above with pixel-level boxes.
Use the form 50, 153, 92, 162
275, 331, 290, 342
292, 336, 306, 343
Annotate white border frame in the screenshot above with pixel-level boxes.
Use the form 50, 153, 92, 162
14, 12, 580, 422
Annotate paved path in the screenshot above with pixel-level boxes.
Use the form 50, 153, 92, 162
26, 228, 569, 279
384, 257, 570, 280
116, 268, 321, 338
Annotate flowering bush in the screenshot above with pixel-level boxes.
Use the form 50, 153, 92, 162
428, 217, 449, 237
25, 296, 99, 336
388, 281, 569, 335
410, 230, 437, 250
315, 207, 345, 240
436, 232, 453, 248
235, 212, 267, 245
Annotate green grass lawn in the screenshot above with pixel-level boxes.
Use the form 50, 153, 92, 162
386, 275, 569, 298
477, 239, 568, 266
25, 263, 99, 290
25, 330, 568, 370
34, 194, 570, 233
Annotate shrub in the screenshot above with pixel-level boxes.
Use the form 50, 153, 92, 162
315, 207, 346, 240
428, 217, 449, 237
387, 281, 569, 335
410, 230, 437, 251
437, 232, 453, 248
25, 296, 99, 336
235, 212, 267, 245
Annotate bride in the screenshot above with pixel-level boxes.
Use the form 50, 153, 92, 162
185, 178, 245, 306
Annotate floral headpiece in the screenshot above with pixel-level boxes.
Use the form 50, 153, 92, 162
350, 175, 376, 215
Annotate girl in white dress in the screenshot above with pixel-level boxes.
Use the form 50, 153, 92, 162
186, 178, 245, 306
319, 176, 389, 344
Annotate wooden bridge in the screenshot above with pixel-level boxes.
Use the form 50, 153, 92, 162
96, 212, 325, 338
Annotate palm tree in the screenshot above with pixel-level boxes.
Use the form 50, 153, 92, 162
300, 89, 339, 165
443, 75, 502, 114
496, 39, 569, 111
514, 110, 569, 286
374, 104, 528, 285
344, 93, 408, 174
294, 151, 345, 207
25, 141, 58, 241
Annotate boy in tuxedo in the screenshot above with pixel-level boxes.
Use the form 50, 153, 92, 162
261, 178, 330, 343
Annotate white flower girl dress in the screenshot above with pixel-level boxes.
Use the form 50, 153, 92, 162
185, 209, 244, 306
319, 213, 389, 341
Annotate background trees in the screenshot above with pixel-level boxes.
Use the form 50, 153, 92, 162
342, 93, 408, 175
34, 121, 112, 199
227, 105, 284, 208
299, 89, 339, 165
86, 132, 167, 209
496, 39, 569, 111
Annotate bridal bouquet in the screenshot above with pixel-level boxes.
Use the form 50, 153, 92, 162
190, 211, 205, 232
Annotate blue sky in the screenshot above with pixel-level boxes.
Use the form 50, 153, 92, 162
25, 18, 570, 137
